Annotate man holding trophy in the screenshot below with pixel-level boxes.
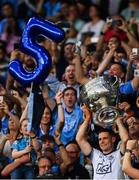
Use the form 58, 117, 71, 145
72, 40, 139, 179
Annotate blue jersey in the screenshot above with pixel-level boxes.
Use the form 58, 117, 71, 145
61, 106, 83, 145
12, 136, 37, 163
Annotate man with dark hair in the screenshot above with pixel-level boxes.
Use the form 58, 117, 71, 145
58, 64, 80, 98
76, 105, 129, 179
37, 156, 53, 178
108, 62, 126, 80
54, 88, 83, 145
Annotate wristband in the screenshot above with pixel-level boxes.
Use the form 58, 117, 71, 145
57, 102, 62, 106
57, 143, 64, 148
125, 149, 132, 154
31, 135, 37, 139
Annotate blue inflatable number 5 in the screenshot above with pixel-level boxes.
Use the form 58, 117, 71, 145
9, 17, 65, 85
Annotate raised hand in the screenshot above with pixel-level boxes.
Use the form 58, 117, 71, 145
0, 101, 10, 115
81, 104, 92, 122
55, 91, 63, 104
126, 140, 138, 150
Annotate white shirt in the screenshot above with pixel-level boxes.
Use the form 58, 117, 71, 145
91, 148, 125, 179
77, 20, 105, 40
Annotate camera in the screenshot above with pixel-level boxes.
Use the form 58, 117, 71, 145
106, 17, 113, 24
134, 69, 139, 77
106, 17, 122, 27
132, 48, 139, 55
113, 19, 122, 26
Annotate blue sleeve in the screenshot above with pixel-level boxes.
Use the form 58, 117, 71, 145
79, 109, 83, 123
119, 81, 135, 94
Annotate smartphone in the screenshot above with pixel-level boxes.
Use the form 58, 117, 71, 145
73, 41, 82, 54
91, 37, 99, 43
134, 69, 139, 77
132, 48, 139, 55
113, 19, 123, 26
0, 96, 3, 103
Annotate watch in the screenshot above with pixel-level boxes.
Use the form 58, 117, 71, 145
125, 149, 132, 154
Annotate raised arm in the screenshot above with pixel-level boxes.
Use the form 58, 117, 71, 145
73, 54, 89, 85
20, 103, 28, 122
96, 22, 111, 52
1, 154, 30, 177
55, 91, 65, 132
125, 52, 134, 81
42, 84, 56, 111
132, 75, 139, 90
12, 145, 32, 159
96, 48, 115, 75
54, 130, 72, 174
118, 20, 139, 48
54, 93, 72, 174
116, 116, 129, 154
76, 104, 92, 156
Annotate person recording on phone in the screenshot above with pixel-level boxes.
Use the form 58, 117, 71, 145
96, 15, 139, 52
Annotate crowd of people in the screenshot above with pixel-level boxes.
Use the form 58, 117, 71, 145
0, 0, 139, 179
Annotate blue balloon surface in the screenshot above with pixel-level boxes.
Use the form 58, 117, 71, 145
9, 17, 65, 85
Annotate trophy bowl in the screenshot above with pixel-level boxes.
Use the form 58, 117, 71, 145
80, 76, 120, 128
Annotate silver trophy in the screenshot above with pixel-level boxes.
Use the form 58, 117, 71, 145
80, 76, 120, 128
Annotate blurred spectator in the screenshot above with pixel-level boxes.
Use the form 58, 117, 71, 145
0, 96, 14, 135
43, 0, 61, 20
121, 0, 139, 21
40, 134, 55, 152
126, 116, 139, 140
17, 0, 44, 20
37, 156, 52, 178
0, 16, 21, 54
65, 3, 85, 42
37, 105, 54, 138
58, 1, 70, 21
122, 140, 139, 179
58, 64, 80, 98
96, 0, 128, 19
0, 2, 25, 35
11, 119, 40, 179
76, 0, 91, 21
0, 45, 9, 83
77, 3, 105, 41
56, 42, 75, 80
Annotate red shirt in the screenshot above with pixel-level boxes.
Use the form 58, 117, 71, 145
104, 27, 128, 42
